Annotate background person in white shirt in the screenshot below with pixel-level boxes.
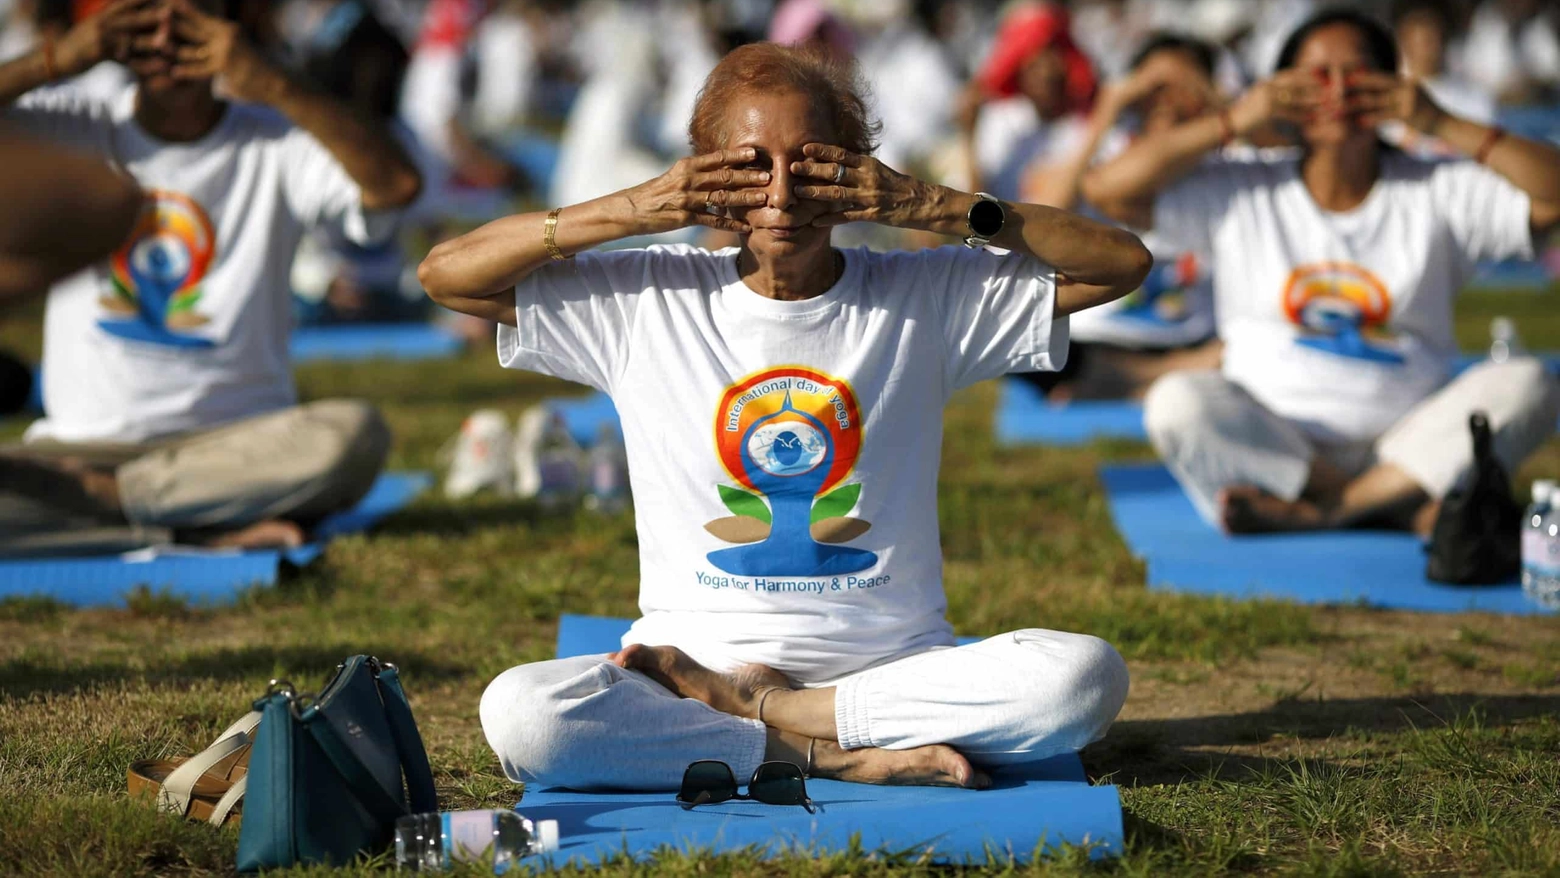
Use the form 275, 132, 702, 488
1084, 8, 1560, 536
422, 42, 1147, 790
0, 0, 421, 554
1019, 33, 1227, 402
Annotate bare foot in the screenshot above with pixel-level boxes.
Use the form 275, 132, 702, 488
612, 643, 788, 719
1218, 485, 1328, 534
812, 739, 989, 789
201, 519, 306, 550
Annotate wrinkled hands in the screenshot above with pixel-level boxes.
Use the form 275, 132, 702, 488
622, 147, 770, 235
791, 143, 940, 231
622, 143, 944, 237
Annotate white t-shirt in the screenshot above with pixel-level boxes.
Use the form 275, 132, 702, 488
1068, 131, 1220, 349
498, 245, 1066, 684
1155, 152, 1533, 443
8, 85, 398, 443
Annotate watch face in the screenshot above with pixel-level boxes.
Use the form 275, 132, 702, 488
969, 198, 1004, 238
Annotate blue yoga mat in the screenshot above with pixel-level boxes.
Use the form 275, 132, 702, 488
548, 393, 621, 448
997, 354, 1560, 447
1099, 464, 1555, 615
1472, 259, 1554, 289
0, 472, 430, 606
527, 615, 1121, 864
289, 323, 463, 363
995, 378, 1147, 446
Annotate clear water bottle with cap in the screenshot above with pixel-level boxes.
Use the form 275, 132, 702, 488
394, 809, 559, 873
1489, 316, 1525, 364
1522, 480, 1560, 609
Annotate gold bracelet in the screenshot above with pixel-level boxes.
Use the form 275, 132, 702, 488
543, 207, 566, 261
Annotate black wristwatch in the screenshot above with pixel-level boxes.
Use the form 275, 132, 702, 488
963, 192, 1005, 249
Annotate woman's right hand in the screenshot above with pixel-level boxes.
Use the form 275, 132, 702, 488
1228, 68, 1322, 136
53, 0, 160, 79
621, 148, 771, 236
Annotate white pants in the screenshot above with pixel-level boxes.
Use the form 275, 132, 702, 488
1143, 359, 1560, 525
479, 629, 1130, 791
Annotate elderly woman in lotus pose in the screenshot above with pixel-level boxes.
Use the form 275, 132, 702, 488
421, 43, 1148, 790
1085, 9, 1560, 535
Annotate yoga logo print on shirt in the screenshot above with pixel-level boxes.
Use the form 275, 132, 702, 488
704, 366, 877, 577
97, 190, 217, 349
1118, 252, 1202, 328
1281, 262, 1404, 364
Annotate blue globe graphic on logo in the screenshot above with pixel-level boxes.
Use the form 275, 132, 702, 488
747, 421, 826, 477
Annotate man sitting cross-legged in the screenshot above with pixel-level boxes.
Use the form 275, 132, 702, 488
0, 0, 422, 555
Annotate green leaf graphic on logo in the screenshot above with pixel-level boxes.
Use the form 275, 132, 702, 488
168, 287, 201, 313
810, 482, 861, 525
718, 484, 771, 525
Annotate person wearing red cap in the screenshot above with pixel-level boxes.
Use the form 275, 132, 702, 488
957, 2, 1098, 204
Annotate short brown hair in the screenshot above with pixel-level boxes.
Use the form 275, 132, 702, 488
688, 42, 881, 157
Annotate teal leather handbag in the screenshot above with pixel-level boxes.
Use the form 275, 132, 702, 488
236, 655, 438, 871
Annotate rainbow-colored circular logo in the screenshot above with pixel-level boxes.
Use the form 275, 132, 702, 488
705, 367, 877, 577
98, 190, 215, 347
1281, 262, 1403, 363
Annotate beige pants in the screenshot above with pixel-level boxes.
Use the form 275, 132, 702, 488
1143, 358, 1560, 526
0, 399, 390, 555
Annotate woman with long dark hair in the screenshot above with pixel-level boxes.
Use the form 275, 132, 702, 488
1085, 8, 1560, 535
423, 42, 1146, 789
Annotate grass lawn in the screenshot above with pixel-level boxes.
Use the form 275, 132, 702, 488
1, 289, 1558, 876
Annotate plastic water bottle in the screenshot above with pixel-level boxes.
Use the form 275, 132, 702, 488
1489, 316, 1525, 364
394, 810, 559, 873
584, 425, 629, 514
1523, 480, 1560, 609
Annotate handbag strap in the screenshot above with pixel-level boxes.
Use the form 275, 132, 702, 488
157, 710, 262, 819
375, 665, 438, 813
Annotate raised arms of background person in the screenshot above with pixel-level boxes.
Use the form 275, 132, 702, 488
0, 130, 143, 304
0, 0, 421, 211
1082, 69, 1560, 235
420, 145, 1152, 324
1022, 59, 1200, 213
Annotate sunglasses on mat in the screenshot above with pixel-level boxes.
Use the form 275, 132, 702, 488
676, 760, 816, 813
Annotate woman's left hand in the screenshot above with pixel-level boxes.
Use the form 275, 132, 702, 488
791, 144, 943, 231
1345, 70, 1445, 133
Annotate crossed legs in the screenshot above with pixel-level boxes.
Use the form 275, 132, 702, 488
0, 399, 390, 554
1143, 359, 1560, 536
479, 629, 1129, 792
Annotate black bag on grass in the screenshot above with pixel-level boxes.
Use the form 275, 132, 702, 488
1425, 412, 1522, 585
